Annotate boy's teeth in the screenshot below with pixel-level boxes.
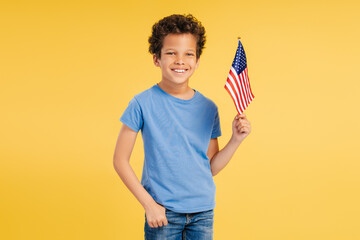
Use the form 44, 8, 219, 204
174, 69, 185, 73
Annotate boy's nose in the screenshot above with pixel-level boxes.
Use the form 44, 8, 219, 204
175, 56, 185, 65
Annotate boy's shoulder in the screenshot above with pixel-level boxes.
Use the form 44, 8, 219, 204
197, 90, 218, 107
132, 85, 157, 102
193, 89, 219, 113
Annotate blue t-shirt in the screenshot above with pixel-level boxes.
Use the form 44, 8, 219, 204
120, 84, 221, 213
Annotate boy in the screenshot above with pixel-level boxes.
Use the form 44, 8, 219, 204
113, 14, 251, 239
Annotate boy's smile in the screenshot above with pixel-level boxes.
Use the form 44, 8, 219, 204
153, 33, 200, 88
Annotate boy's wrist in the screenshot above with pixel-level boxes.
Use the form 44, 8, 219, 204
230, 134, 243, 146
142, 195, 157, 210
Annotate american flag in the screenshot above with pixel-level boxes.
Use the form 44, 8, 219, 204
224, 39, 254, 115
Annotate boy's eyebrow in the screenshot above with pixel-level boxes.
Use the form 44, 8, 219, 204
163, 48, 196, 52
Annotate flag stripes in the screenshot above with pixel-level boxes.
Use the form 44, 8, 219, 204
224, 39, 254, 115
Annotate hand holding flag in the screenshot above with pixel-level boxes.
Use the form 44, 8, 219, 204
232, 113, 251, 143
224, 38, 254, 116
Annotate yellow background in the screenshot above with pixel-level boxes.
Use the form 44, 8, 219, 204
1, 0, 359, 239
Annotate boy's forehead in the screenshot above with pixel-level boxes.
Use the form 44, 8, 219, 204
162, 33, 197, 50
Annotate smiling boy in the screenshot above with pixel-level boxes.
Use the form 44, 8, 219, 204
113, 14, 251, 239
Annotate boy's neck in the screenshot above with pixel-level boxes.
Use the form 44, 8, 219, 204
157, 81, 195, 100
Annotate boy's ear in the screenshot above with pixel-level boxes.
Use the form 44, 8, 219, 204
195, 57, 200, 69
153, 54, 160, 67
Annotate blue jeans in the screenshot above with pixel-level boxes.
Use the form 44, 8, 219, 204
144, 208, 214, 240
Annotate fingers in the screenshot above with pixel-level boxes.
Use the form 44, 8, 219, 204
233, 117, 251, 134
237, 124, 248, 130
147, 216, 168, 228
237, 123, 250, 129
149, 221, 158, 228
237, 125, 250, 133
235, 113, 247, 120
235, 118, 251, 130
234, 114, 248, 128
235, 119, 249, 127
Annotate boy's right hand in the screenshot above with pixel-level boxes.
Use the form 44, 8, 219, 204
145, 202, 168, 228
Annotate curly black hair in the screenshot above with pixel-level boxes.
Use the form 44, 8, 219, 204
148, 14, 206, 60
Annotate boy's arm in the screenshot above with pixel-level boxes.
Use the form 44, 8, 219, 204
207, 113, 251, 176
113, 124, 153, 208
113, 124, 168, 228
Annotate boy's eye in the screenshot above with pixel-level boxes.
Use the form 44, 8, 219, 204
187, 53, 195, 56
166, 52, 175, 55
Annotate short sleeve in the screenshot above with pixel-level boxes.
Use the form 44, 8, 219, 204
119, 97, 144, 132
211, 107, 221, 138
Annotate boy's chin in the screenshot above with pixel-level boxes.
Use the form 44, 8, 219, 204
162, 78, 191, 85
171, 79, 191, 85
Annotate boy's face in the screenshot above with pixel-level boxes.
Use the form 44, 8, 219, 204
153, 33, 200, 86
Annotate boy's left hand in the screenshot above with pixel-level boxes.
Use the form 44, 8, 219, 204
232, 113, 251, 143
